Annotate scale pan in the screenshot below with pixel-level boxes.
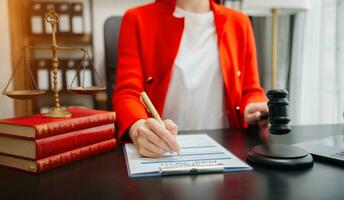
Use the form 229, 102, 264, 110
67, 86, 106, 95
3, 90, 46, 99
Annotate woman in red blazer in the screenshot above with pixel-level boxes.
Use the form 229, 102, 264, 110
113, 0, 268, 157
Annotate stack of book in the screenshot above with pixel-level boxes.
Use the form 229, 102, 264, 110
0, 108, 116, 173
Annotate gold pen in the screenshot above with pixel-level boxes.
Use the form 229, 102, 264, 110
140, 91, 181, 156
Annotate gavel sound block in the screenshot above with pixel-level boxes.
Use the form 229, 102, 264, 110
247, 89, 313, 169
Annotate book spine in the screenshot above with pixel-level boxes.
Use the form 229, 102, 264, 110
35, 112, 116, 139
36, 139, 116, 173
35, 124, 115, 159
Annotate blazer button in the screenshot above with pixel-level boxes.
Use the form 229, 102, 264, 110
237, 71, 241, 77
235, 106, 240, 111
146, 77, 154, 84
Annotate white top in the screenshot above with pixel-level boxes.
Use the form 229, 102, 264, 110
162, 7, 229, 131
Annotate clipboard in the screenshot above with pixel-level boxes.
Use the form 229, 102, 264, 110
123, 134, 252, 178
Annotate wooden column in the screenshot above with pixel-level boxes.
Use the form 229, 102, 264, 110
7, 0, 33, 117
271, 8, 278, 89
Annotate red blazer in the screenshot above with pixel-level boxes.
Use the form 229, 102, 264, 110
113, 0, 267, 140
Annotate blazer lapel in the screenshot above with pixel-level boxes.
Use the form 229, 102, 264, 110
211, 2, 233, 92
150, 0, 184, 112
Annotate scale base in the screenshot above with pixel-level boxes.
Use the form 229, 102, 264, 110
247, 144, 313, 170
44, 107, 72, 118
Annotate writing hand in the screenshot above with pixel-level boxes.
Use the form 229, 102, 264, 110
129, 118, 179, 158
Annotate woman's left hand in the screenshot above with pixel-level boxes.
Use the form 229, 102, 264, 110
244, 102, 269, 125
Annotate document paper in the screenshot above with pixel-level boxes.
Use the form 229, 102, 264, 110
124, 134, 252, 177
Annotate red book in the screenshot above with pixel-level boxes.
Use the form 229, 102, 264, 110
0, 139, 117, 173
0, 123, 115, 159
0, 108, 116, 139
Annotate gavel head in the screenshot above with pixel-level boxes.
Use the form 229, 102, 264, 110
267, 89, 291, 135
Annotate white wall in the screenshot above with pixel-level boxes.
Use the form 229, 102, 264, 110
92, 0, 154, 78
0, 0, 15, 119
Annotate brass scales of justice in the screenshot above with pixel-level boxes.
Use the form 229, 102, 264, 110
2, 5, 105, 118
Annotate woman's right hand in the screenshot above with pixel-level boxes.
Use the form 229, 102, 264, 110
128, 118, 180, 158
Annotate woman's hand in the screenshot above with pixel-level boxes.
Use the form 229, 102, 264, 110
245, 102, 270, 144
244, 102, 269, 125
128, 118, 180, 158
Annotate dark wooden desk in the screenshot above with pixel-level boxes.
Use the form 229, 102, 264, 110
1, 124, 344, 200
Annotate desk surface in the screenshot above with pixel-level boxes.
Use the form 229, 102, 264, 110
1, 124, 344, 200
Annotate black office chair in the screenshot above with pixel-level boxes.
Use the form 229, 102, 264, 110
104, 16, 122, 110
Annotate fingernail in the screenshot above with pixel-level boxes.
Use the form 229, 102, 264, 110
175, 144, 180, 152
160, 148, 166, 155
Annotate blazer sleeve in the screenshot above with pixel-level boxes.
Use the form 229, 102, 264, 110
240, 16, 267, 119
113, 11, 148, 141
